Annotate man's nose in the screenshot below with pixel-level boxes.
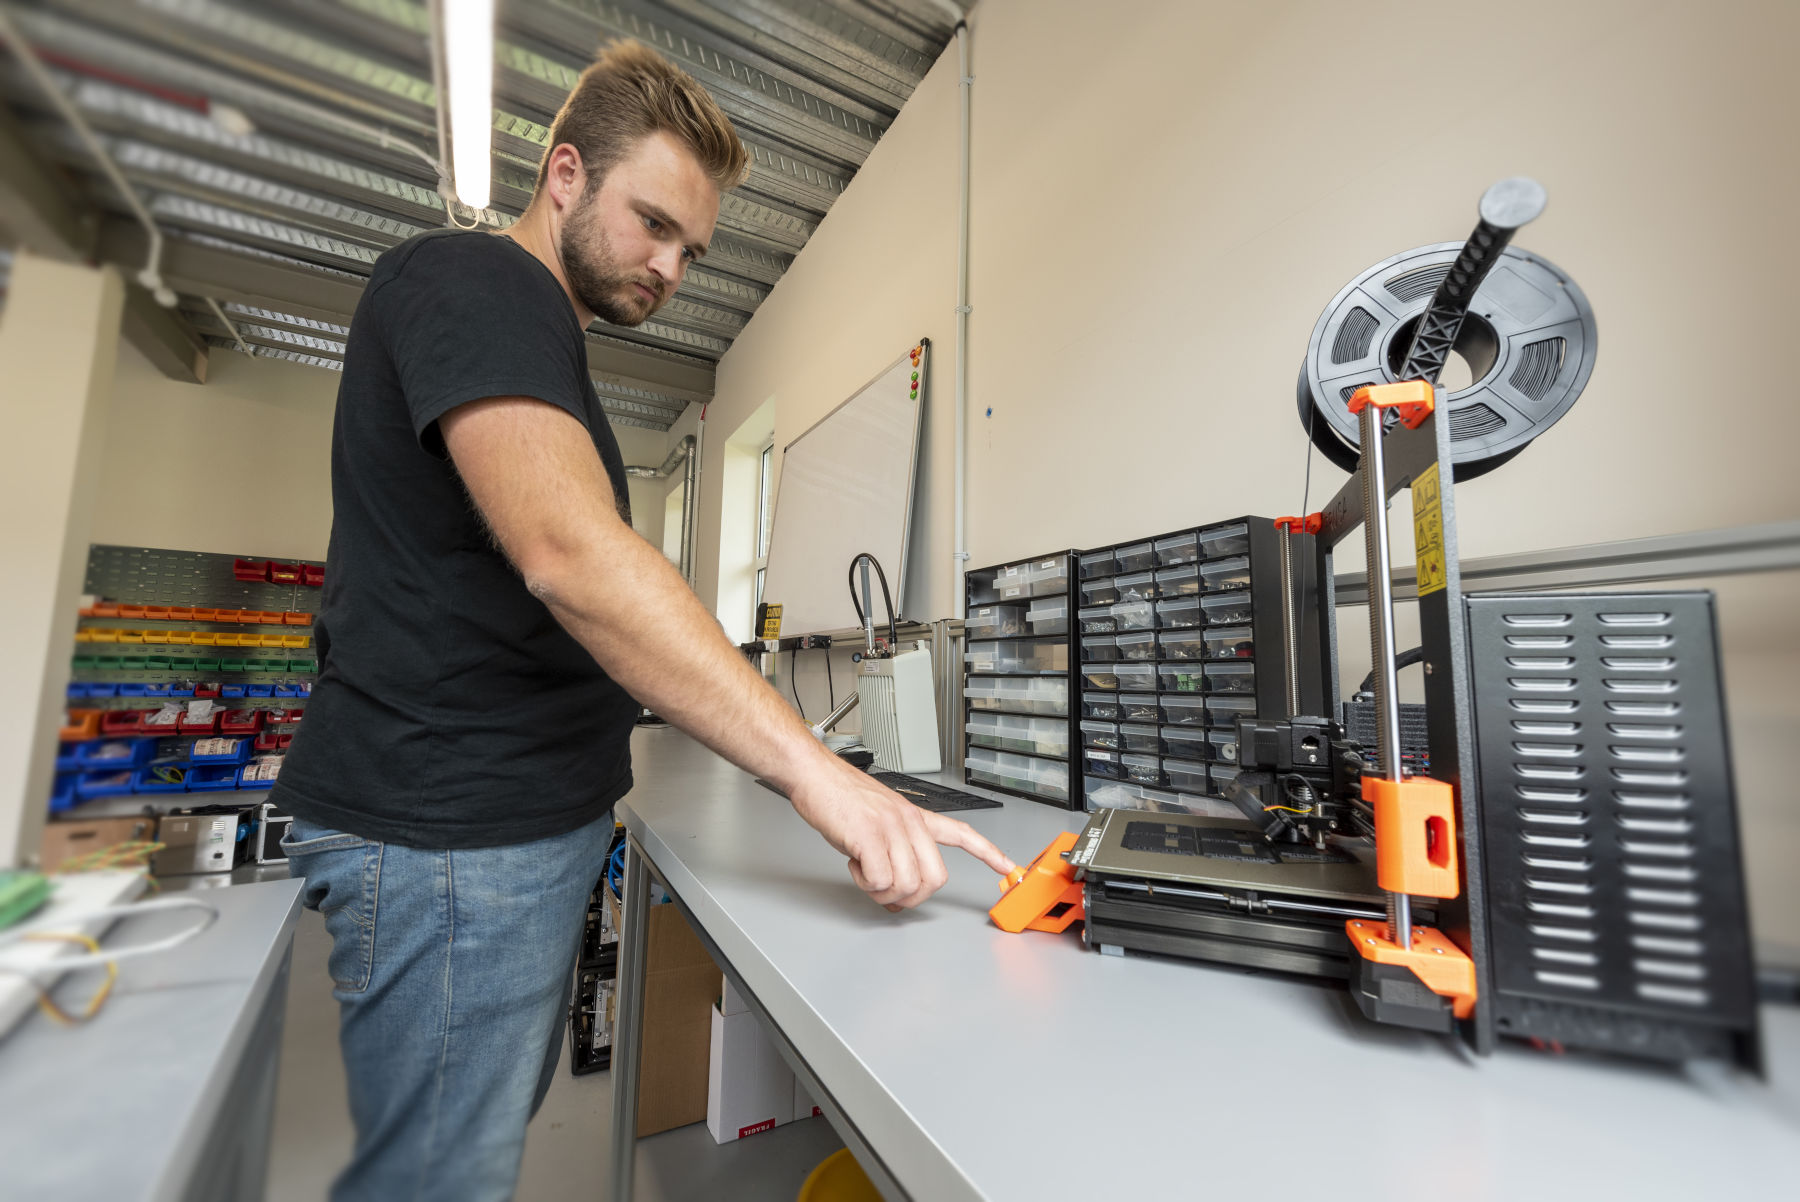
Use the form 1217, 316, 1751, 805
648, 244, 684, 288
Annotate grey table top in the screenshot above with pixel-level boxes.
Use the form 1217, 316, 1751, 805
618, 728, 1800, 1202
0, 876, 304, 1202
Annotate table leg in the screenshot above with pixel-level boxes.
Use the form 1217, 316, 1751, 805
610, 835, 652, 1202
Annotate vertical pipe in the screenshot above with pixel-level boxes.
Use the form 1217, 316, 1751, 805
948, 20, 972, 619
1357, 404, 1411, 948
609, 837, 652, 1202
684, 407, 705, 587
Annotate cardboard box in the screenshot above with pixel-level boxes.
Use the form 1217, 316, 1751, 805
793, 1077, 822, 1122
608, 888, 722, 1137
38, 816, 157, 873
708, 1003, 795, 1143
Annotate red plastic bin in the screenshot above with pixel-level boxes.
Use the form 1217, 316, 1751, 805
233, 558, 271, 582
269, 563, 301, 584
178, 712, 221, 735
100, 709, 151, 735
221, 708, 265, 735
301, 565, 325, 587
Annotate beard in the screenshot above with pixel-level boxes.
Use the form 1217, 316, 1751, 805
559, 192, 664, 326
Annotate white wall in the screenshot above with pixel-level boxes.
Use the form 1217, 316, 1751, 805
94, 342, 339, 561
695, 35, 961, 622
703, 0, 1800, 593
94, 343, 671, 560
697, 0, 1800, 947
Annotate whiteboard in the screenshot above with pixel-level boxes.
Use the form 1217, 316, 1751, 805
761, 341, 928, 637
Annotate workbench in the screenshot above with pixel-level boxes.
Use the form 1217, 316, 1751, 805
0, 876, 303, 1201
608, 728, 1799, 1201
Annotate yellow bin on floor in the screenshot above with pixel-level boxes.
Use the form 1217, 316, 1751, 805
798, 1149, 882, 1202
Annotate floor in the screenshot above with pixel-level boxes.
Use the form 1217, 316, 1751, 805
267, 907, 846, 1202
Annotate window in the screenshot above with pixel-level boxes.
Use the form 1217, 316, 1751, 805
753, 437, 774, 616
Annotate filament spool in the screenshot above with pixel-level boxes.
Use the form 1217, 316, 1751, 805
1297, 242, 1597, 480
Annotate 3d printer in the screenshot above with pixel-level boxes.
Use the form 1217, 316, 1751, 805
999, 180, 1762, 1070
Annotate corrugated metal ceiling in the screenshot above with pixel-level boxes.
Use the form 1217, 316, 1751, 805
0, 0, 958, 430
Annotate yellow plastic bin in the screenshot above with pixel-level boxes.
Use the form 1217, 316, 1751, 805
797, 1150, 881, 1202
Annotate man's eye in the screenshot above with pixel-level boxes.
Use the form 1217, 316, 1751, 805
681, 248, 695, 263
643, 215, 661, 232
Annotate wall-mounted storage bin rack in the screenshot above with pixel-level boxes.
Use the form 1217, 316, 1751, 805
48, 544, 329, 814
963, 551, 1078, 809
1069, 517, 1322, 815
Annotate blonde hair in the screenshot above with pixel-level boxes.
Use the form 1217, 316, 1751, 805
536, 40, 749, 195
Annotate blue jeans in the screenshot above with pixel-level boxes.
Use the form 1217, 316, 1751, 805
281, 812, 615, 1202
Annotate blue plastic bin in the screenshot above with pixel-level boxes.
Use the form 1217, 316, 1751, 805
187, 765, 243, 791
75, 769, 137, 799
50, 773, 78, 813
189, 737, 251, 766
133, 763, 191, 793
75, 738, 154, 769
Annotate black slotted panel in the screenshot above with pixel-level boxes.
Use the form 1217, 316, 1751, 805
1466, 591, 1760, 1067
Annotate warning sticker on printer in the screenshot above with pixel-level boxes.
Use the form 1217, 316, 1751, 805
1412, 462, 1447, 597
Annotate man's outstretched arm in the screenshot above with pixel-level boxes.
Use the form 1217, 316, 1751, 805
440, 397, 1015, 908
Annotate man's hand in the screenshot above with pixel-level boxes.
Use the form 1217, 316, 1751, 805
786, 756, 1016, 910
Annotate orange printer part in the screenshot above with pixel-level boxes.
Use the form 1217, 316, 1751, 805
1273, 513, 1323, 535
1346, 919, 1477, 1020
990, 831, 1085, 935
1362, 774, 1460, 899
1346, 380, 1435, 429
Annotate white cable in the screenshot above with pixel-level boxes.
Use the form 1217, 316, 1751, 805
205, 296, 254, 356
443, 200, 483, 231
0, 896, 218, 975
0, 3, 174, 306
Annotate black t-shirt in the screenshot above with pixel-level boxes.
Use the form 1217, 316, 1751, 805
270, 229, 639, 849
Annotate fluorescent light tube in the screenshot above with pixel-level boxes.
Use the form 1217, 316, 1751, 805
443, 0, 493, 210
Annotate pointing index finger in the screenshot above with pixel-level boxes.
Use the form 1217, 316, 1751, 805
923, 812, 1017, 876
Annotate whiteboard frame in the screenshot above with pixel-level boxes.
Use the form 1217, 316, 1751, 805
760, 340, 929, 636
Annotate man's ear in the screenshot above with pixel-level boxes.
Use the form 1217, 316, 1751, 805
543, 144, 587, 212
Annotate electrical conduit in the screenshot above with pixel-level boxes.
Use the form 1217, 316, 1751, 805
926, 2, 972, 619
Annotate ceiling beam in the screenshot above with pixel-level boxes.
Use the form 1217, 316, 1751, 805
123, 280, 208, 382
0, 101, 208, 381
583, 332, 715, 396
102, 219, 714, 393
98, 217, 363, 325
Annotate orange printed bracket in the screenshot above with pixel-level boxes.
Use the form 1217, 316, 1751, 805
1346, 380, 1435, 429
990, 831, 1085, 934
1363, 775, 1459, 899
1274, 513, 1323, 535
1346, 919, 1477, 1020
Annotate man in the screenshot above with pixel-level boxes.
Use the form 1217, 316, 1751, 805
270, 40, 1015, 1201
